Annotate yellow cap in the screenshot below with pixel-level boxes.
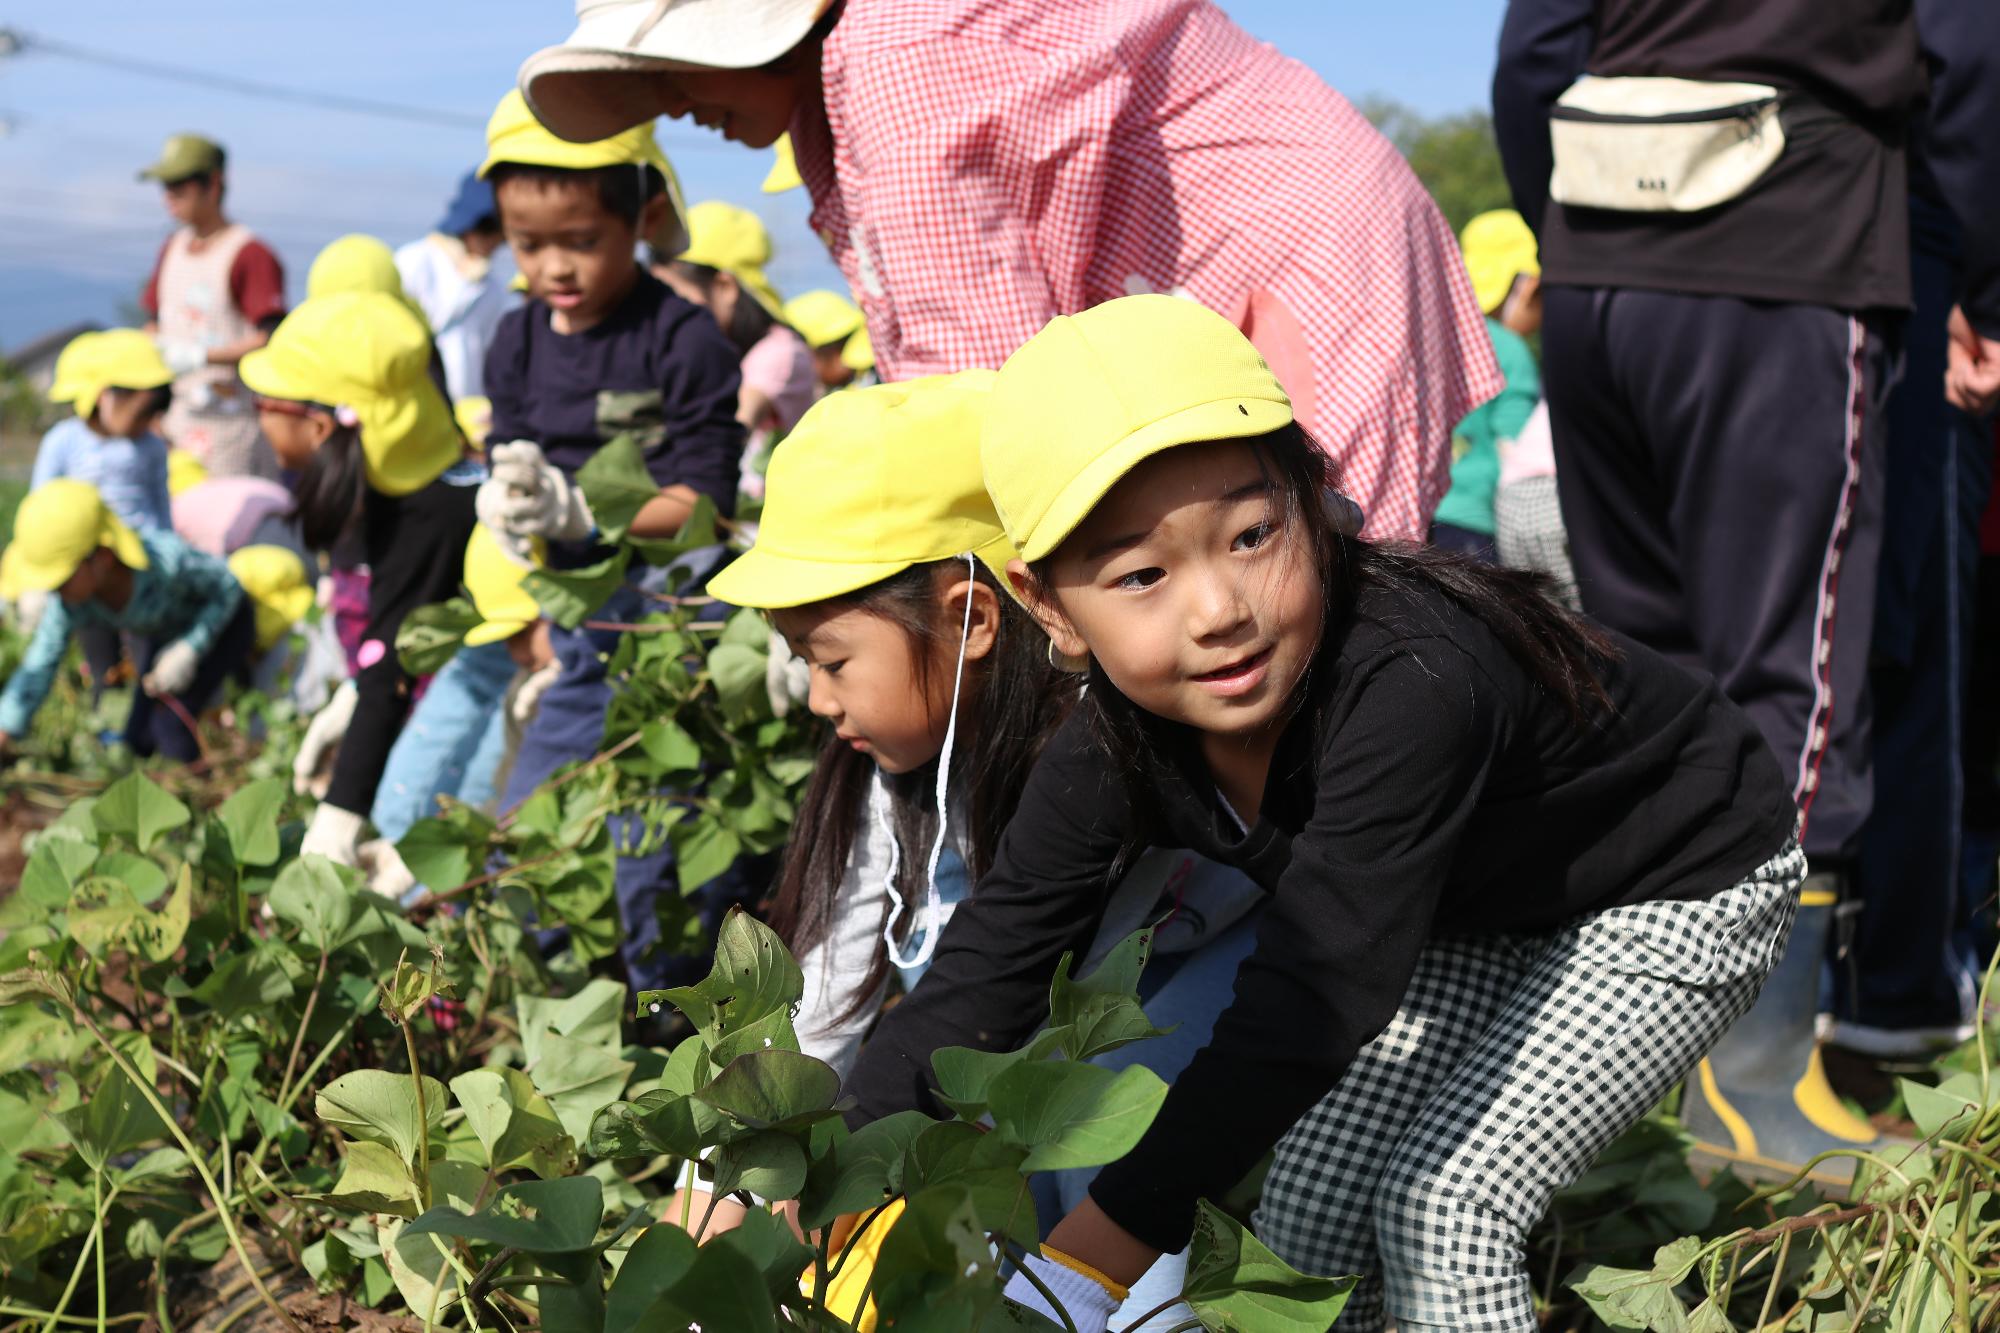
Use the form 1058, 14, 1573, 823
166, 449, 209, 497
307, 234, 430, 330
463, 525, 546, 647
49, 329, 173, 419
454, 396, 494, 450
0, 480, 149, 599
226, 545, 314, 653
240, 292, 461, 497
841, 324, 875, 374
762, 134, 803, 193
783, 289, 865, 351
478, 89, 690, 256
709, 371, 1012, 609
1460, 209, 1539, 315
679, 201, 784, 318
982, 295, 1292, 562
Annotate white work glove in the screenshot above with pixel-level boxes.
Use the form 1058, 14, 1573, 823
157, 338, 207, 376
142, 640, 201, 698
357, 837, 417, 903
294, 679, 358, 798
764, 629, 810, 718
12, 588, 48, 637
1002, 1252, 1120, 1333
301, 803, 367, 867
478, 440, 594, 542
507, 658, 563, 727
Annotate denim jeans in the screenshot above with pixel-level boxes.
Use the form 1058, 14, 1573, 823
1033, 906, 1265, 1324
370, 639, 515, 844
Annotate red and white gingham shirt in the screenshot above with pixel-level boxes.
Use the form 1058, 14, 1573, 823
790, 0, 1503, 539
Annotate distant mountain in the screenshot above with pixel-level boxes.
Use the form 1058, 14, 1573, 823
0, 266, 145, 352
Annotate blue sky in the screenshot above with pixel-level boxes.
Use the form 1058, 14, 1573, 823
0, 1, 1509, 351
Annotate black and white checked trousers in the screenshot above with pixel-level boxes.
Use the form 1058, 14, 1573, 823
1254, 843, 1805, 1331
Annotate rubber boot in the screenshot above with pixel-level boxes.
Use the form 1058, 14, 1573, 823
1683, 875, 1878, 1193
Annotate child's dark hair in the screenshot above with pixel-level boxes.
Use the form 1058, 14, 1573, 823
665, 261, 777, 354
1026, 424, 1620, 827
90, 384, 172, 428
486, 162, 666, 227
289, 416, 367, 551
766, 558, 1067, 1022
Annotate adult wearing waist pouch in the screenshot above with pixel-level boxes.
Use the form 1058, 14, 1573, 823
1494, 0, 2000, 1183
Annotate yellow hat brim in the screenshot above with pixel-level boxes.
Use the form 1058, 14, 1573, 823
239, 341, 322, 407
464, 616, 534, 648
710, 531, 1016, 611
1015, 397, 1293, 562
0, 510, 149, 599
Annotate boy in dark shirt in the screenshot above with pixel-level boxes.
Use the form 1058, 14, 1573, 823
473, 89, 750, 993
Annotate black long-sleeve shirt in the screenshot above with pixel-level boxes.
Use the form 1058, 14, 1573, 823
484, 272, 745, 567
1493, 0, 2000, 336
843, 576, 1797, 1251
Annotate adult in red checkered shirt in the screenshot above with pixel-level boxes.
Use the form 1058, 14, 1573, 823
517, 0, 1501, 541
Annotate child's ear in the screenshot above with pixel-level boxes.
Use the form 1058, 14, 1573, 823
640, 194, 671, 249
1006, 558, 1087, 661
946, 577, 1003, 663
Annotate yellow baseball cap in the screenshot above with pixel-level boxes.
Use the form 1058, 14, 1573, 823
227, 545, 314, 653
49, 329, 173, 419
166, 449, 209, 497
679, 201, 784, 318
1460, 209, 1539, 315
240, 292, 461, 497
0, 480, 149, 599
762, 134, 803, 194
137, 132, 223, 183
478, 89, 690, 256
463, 525, 547, 647
709, 371, 1012, 610
842, 324, 875, 374
982, 295, 1293, 562
783, 289, 865, 351
307, 234, 430, 330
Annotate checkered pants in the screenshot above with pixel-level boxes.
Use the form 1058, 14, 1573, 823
1254, 843, 1804, 1331
1493, 475, 1579, 611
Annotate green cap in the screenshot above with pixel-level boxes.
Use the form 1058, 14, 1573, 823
138, 133, 225, 183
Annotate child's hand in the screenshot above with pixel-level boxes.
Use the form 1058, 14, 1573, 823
479, 441, 595, 542
156, 339, 207, 377
142, 641, 200, 698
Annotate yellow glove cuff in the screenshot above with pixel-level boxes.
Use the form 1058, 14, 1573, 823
1038, 1243, 1131, 1303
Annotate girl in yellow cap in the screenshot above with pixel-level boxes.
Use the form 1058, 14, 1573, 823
655, 201, 817, 452
34, 329, 177, 534
838, 296, 1804, 1333
697, 372, 1259, 1323
783, 289, 872, 393
0, 479, 253, 761
241, 290, 481, 865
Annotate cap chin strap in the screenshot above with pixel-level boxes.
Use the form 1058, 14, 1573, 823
881, 552, 976, 972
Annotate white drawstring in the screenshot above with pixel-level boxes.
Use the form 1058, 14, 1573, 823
882, 552, 976, 971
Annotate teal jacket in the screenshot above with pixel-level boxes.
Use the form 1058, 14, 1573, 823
1432, 318, 1540, 537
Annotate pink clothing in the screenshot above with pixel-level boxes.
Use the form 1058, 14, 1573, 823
790, 0, 1501, 538
740, 324, 818, 434
1497, 400, 1557, 490
172, 476, 295, 557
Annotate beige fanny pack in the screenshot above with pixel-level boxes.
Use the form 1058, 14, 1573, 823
1549, 75, 1784, 213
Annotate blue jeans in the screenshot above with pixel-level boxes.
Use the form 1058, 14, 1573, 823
371, 640, 515, 845
500, 581, 758, 994
1031, 908, 1264, 1322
